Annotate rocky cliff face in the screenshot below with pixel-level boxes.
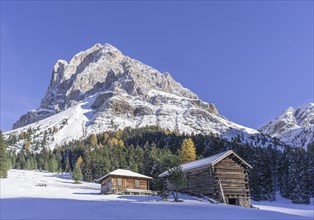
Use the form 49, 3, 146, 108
13, 43, 199, 129
260, 103, 314, 148
9, 43, 283, 149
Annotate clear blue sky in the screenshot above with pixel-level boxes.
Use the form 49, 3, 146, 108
1, 1, 313, 131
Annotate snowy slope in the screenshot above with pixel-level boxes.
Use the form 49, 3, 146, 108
1, 169, 313, 219
4, 43, 285, 150
260, 103, 314, 148
5, 89, 279, 150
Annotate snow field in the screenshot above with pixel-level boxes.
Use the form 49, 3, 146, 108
1, 170, 313, 219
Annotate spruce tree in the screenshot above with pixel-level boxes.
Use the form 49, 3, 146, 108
248, 151, 262, 201
54, 150, 62, 171
72, 164, 83, 183
82, 151, 93, 182
48, 154, 59, 172
135, 145, 144, 173
0, 131, 9, 178
65, 157, 71, 172
307, 142, 314, 196
128, 145, 139, 172
289, 150, 310, 204
259, 153, 275, 201
25, 159, 31, 170
178, 138, 196, 163
8, 149, 17, 169
278, 152, 289, 198
17, 150, 26, 170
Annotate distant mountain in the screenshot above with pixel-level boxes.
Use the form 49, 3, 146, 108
5, 43, 282, 149
260, 103, 314, 148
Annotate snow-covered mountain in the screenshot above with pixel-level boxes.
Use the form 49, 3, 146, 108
5, 43, 281, 149
260, 103, 314, 148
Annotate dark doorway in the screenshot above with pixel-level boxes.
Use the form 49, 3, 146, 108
228, 198, 239, 205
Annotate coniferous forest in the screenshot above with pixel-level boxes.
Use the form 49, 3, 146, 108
3, 126, 314, 204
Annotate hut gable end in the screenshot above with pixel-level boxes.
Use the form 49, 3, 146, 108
159, 150, 252, 208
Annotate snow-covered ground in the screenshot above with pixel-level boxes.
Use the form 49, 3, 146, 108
252, 194, 314, 219
1, 170, 313, 219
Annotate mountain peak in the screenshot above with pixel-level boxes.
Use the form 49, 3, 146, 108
260, 103, 314, 148
10, 44, 293, 150
12, 43, 198, 129
103, 43, 119, 53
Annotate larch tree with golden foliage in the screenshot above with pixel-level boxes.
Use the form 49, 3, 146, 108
178, 138, 196, 163
76, 156, 83, 167
89, 134, 98, 146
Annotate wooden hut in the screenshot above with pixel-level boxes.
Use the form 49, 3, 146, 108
159, 150, 252, 207
96, 169, 154, 195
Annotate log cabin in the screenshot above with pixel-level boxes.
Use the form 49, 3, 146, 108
96, 169, 154, 195
159, 150, 252, 207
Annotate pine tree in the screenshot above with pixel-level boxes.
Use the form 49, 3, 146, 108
288, 149, 310, 204
38, 147, 50, 171
48, 154, 59, 172
278, 152, 289, 198
32, 156, 38, 170
143, 142, 152, 175
25, 159, 31, 170
178, 138, 196, 163
307, 142, 314, 196
41, 133, 47, 148
17, 150, 26, 170
82, 151, 92, 182
44, 160, 49, 171
135, 145, 144, 173
259, 152, 275, 201
54, 150, 62, 171
127, 145, 139, 172
65, 157, 71, 173
72, 163, 83, 183
0, 131, 9, 178
248, 151, 262, 201
8, 149, 17, 169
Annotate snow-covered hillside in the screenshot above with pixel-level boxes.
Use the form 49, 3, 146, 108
261, 103, 314, 148
5, 43, 283, 150
1, 169, 313, 219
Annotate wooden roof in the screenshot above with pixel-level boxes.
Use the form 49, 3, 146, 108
159, 150, 252, 177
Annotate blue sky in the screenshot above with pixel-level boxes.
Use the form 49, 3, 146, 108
1, 1, 313, 131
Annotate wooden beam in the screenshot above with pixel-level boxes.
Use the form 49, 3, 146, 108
217, 178, 226, 204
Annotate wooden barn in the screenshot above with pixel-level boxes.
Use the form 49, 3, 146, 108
159, 150, 252, 207
96, 169, 154, 195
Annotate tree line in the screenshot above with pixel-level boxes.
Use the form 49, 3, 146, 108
1, 126, 313, 204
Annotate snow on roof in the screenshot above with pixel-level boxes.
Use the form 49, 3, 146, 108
96, 169, 152, 183
159, 150, 251, 178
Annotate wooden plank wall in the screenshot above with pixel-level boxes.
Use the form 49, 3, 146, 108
166, 166, 217, 197
214, 156, 250, 198
111, 176, 149, 192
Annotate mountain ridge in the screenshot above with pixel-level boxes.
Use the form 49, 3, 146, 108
4, 43, 292, 150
